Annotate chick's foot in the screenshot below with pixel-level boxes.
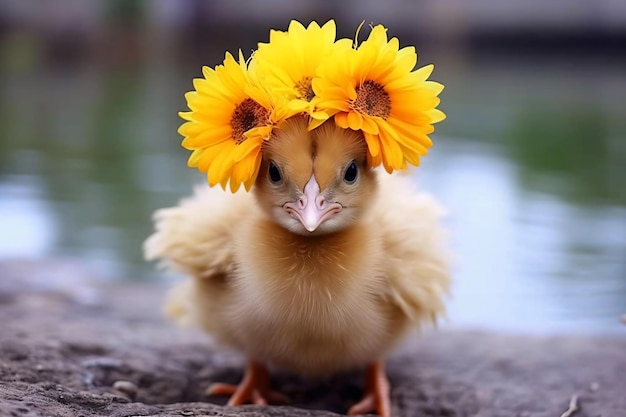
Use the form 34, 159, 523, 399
206, 361, 289, 406
347, 361, 391, 417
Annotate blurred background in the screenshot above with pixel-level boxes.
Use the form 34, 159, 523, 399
0, 0, 624, 334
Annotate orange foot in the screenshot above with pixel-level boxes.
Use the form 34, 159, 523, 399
347, 361, 391, 417
206, 361, 289, 406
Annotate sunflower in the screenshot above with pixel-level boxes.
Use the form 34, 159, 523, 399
179, 51, 293, 192
312, 24, 446, 172
252, 19, 351, 127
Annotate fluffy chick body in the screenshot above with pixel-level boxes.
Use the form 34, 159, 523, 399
145, 117, 450, 377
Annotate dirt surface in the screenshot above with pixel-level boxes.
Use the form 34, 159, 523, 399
0, 259, 625, 417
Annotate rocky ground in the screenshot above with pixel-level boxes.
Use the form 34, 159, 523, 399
0, 259, 625, 417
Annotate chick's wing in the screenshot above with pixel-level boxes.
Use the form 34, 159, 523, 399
144, 185, 253, 278
369, 173, 451, 325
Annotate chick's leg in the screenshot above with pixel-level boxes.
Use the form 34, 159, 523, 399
347, 361, 391, 417
206, 361, 289, 406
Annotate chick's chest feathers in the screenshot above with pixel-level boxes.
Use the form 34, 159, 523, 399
225, 217, 409, 374
234, 217, 385, 316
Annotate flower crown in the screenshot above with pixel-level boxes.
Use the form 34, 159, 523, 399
179, 20, 445, 192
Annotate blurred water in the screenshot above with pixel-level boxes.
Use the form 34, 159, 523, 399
0, 47, 624, 334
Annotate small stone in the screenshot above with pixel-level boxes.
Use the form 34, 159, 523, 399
112, 380, 138, 398
589, 382, 600, 392
181, 411, 194, 416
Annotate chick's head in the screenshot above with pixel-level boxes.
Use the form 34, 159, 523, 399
254, 116, 378, 236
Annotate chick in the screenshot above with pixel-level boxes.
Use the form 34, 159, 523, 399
144, 115, 450, 417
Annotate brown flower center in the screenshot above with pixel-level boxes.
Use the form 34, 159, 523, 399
352, 80, 391, 119
231, 98, 269, 144
295, 76, 315, 102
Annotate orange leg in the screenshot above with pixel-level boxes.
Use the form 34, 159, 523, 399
347, 361, 391, 417
206, 361, 289, 406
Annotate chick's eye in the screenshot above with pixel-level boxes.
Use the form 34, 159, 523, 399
343, 160, 358, 184
269, 161, 282, 184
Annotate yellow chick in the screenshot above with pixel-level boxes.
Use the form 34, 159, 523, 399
144, 116, 450, 417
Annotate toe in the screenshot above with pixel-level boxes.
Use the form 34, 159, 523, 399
347, 394, 375, 415
206, 382, 237, 396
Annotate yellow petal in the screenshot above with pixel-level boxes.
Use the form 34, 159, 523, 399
427, 108, 446, 123
308, 114, 328, 131
335, 112, 350, 129
360, 116, 380, 135
347, 111, 363, 130
378, 127, 404, 169
363, 132, 381, 158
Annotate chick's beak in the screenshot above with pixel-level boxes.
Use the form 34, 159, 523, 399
283, 175, 342, 232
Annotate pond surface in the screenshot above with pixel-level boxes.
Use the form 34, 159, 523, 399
0, 48, 624, 334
